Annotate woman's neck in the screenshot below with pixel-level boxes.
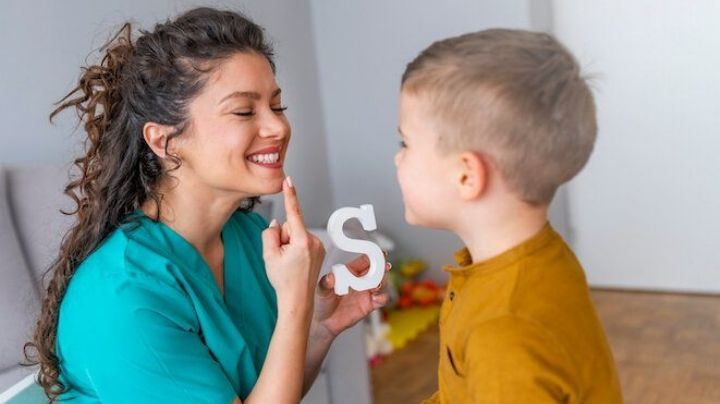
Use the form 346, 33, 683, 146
141, 174, 245, 254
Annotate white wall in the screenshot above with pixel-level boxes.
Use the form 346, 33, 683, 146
0, 0, 334, 227
553, 1, 720, 292
310, 0, 549, 280
7, 0, 712, 292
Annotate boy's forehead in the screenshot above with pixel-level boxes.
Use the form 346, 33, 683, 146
399, 91, 431, 123
400, 89, 427, 109
399, 91, 440, 134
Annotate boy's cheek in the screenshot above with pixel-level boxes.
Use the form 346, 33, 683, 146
398, 183, 430, 226
395, 166, 409, 197
395, 170, 416, 219
403, 198, 441, 228
404, 209, 420, 225
396, 166, 440, 226
400, 190, 422, 225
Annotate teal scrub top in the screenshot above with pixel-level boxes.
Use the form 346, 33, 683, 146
56, 210, 277, 403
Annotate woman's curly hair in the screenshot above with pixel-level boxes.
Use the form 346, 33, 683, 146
23, 7, 274, 401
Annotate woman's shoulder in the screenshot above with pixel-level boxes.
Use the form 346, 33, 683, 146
57, 230, 198, 386
63, 224, 190, 313
59, 229, 195, 351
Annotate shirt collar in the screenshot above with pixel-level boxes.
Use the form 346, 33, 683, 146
443, 223, 558, 276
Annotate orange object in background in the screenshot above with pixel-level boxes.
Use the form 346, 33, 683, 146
397, 280, 445, 309
398, 259, 426, 278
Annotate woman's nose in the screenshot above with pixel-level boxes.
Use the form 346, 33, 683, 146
258, 111, 289, 139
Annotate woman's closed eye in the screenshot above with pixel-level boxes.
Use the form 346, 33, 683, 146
233, 106, 288, 117
234, 110, 255, 117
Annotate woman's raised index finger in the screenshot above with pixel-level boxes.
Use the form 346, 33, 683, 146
283, 176, 307, 231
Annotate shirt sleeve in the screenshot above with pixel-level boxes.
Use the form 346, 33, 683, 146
77, 275, 237, 404
463, 315, 579, 403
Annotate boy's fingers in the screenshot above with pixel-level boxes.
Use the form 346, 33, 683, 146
282, 176, 307, 236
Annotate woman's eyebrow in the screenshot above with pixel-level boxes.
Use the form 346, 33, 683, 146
218, 88, 282, 105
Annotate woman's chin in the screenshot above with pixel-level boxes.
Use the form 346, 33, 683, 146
254, 176, 286, 196
230, 172, 286, 199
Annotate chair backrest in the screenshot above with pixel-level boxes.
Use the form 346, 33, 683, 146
0, 371, 46, 404
0, 164, 72, 392
0, 166, 41, 378
5, 164, 75, 286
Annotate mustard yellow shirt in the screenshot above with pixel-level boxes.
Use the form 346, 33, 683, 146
423, 224, 622, 403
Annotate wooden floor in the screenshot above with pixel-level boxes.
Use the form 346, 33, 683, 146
371, 289, 720, 404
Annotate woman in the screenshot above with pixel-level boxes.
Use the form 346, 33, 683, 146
24, 7, 389, 403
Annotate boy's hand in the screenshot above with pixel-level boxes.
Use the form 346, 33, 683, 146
312, 254, 391, 339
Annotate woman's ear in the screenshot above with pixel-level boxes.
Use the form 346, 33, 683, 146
142, 121, 177, 159
456, 151, 488, 201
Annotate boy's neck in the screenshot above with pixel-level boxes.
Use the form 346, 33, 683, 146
453, 202, 549, 265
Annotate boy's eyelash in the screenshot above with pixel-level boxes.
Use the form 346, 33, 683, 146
399, 140, 407, 148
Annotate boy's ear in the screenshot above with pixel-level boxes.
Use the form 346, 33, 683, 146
456, 151, 488, 201
143, 121, 179, 159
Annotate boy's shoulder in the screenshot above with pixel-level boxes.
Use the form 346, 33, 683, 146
447, 225, 587, 318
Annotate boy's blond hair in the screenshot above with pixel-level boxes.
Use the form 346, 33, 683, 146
402, 29, 596, 205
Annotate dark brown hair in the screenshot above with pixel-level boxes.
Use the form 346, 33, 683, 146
23, 7, 274, 401
402, 29, 596, 205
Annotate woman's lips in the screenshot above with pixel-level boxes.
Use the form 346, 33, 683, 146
246, 147, 283, 168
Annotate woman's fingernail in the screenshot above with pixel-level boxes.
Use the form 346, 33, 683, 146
286, 176, 294, 188
269, 219, 279, 228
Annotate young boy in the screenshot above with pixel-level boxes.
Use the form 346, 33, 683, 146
395, 29, 622, 403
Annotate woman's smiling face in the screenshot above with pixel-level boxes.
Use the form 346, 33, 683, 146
173, 51, 291, 199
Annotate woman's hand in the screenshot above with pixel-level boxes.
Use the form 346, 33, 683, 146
249, 177, 325, 404
297, 257, 391, 395
312, 255, 391, 339
262, 177, 325, 316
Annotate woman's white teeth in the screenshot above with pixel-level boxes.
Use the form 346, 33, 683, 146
249, 153, 280, 164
